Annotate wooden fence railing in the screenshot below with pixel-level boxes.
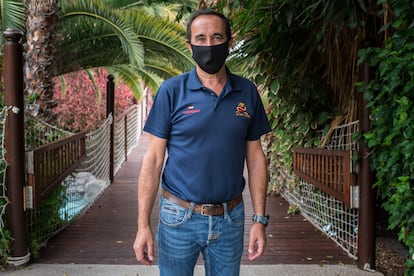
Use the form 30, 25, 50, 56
26, 132, 86, 208
293, 147, 353, 207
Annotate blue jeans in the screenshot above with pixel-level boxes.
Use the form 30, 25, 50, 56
157, 196, 245, 276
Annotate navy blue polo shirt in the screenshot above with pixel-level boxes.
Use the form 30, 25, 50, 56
144, 68, 271, 203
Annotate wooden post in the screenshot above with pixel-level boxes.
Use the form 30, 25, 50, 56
124, 114, 128, 161
106, 75, 115, 182
3, 29, 29, 265
357, 42, 376, 271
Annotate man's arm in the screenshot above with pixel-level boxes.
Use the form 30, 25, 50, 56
246, 139, 268, 261
133, 133, 167, 265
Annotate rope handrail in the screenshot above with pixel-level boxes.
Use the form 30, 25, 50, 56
24, 111, 74, 151
24, 102, 145, 246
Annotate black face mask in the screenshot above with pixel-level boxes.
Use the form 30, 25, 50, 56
191, 42, 229, 74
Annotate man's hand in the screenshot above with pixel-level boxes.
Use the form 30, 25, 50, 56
248, 223, 266, 261
133, 226, 154, 265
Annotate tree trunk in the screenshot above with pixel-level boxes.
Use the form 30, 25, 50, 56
24, 0, 58, 122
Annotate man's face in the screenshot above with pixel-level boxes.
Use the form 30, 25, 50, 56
187, 14, 228, 48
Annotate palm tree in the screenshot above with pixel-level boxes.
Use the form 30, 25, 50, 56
3, 0, 195, 119
24, 0, 59, 120
2, 0, 242, 121
55, 0, 194, 98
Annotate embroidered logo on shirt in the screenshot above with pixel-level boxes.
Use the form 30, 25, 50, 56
183, 105, 201, 114
235, 102, 250, 119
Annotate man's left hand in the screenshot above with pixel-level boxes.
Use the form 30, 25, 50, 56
248, 222, 267, 260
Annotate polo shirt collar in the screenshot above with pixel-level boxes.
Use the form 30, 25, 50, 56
187, 67, 243, 94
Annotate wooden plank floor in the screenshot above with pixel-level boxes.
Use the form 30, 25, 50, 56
37, 133, 356, 266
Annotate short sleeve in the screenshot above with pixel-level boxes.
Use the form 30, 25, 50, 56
246, 91, 271, 141
143, 84, 172, 139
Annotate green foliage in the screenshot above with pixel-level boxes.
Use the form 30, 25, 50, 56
231, 0, 348, 190
139, 0, 198, 22
0, 179, 10, 264
0, 225, 11, 263
58, 0, 145, 72
230, 1, 413, 271
0, 0, 25, 43
55, 0, 194, 96
358, 1, 414, 273
287, 204, 300, 215
0, 0, 25, 72
27, 185, 67, 258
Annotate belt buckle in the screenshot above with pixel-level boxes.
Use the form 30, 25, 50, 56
200, 204, 216, 216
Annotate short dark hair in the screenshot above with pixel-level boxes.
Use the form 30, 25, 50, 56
186, 8, 232, 42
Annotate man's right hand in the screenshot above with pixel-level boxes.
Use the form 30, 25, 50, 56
133, 226, 154, 265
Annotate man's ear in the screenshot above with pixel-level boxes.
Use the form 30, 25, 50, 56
186, 41, 193, 53
228, 37, 234, 48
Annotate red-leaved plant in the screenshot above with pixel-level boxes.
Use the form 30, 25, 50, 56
53, 68, 134, 132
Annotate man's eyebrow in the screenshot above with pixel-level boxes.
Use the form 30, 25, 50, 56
194, 32, 224, 39
195, 34, 206, 39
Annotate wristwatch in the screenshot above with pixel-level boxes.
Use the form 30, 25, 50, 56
252, 214, 269, 227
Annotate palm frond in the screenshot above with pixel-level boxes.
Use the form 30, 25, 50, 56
107, 63, 165, 99
56, 1, 193, 80
59, 0, 144, 68
55, 24, 129, 74
0, 0, 25, 45
102, 0, 144, 9
144, 58, 183, 80
123, 9, 194, 72
107, 65, 144, 100
85, 68, 103, 103
58, 75, 67, 98
136, 66, 164, 93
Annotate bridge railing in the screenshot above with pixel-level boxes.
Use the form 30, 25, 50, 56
25, 102, 146, 248
293, 147, 355, 208
26, 132, 86, 208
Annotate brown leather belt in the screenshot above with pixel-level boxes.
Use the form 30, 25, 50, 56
162, 189, 243, 216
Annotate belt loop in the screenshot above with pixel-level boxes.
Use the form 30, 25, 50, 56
223, 202, 229, 219
187, 202, 195, 218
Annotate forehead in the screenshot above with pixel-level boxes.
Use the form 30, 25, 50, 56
190, 14, 226, 37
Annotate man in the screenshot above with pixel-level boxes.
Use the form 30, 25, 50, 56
133, 7, 271, 276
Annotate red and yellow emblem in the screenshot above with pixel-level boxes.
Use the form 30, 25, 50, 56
235, 103, 250, 119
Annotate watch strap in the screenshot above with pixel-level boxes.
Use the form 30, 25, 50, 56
252, 214, 269, 227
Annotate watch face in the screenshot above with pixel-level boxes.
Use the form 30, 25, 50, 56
253, 214, 269, 226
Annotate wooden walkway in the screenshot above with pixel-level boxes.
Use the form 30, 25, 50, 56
37, 133, 356, 266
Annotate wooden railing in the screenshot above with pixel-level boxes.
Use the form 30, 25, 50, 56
293, 147, 353, 207
26, 132, 86, 208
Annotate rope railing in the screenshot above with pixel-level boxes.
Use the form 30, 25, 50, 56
77, 114, 112, 180
1, 30, 148, 263
25, 102, 144, 249
25, 112, 74, 150
113, 105, 140, 174
1, 100, 360, 260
